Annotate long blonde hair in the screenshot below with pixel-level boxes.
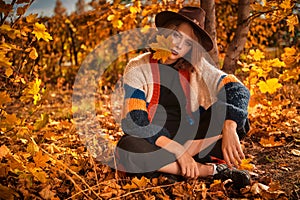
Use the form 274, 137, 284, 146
148, 19, 204, 71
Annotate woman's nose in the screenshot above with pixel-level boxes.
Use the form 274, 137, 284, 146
176, 38, 184, 49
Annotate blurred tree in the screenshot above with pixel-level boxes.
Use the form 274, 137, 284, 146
54, 0, 66, 16
76, 0, 85, 14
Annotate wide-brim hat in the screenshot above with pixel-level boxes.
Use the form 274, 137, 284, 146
155, 6, 213, 51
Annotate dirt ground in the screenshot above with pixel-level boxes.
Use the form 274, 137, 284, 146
242, 134, 300, 199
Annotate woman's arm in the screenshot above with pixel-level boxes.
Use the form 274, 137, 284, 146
216, 75, 250, 168
155, 136, 199, 178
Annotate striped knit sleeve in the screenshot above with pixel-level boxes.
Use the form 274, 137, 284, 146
216, 74, 250, 129
121, 60, 171, 145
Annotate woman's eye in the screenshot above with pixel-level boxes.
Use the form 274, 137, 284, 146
172, 31, 180, 38
185, 41, 192, 46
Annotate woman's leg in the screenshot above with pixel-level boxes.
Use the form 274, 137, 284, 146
116, 134, 176, 174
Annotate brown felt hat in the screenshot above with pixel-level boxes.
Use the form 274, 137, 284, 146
155, 6, 213, 51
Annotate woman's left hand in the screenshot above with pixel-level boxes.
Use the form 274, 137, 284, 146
221, 120, 245, 168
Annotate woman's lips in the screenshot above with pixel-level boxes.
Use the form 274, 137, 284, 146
171, 49, 178, 55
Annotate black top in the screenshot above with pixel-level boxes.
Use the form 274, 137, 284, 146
151, 62, 187, 137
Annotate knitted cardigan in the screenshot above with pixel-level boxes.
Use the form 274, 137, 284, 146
121, 52, 250, 145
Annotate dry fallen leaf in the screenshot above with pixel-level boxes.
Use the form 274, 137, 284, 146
260, 136, 285, 147
291, 149, 300, 156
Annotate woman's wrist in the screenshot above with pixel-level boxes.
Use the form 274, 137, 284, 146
223, 120, 237, 134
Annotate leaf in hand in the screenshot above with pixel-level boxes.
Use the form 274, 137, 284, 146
149, 35, 175, 63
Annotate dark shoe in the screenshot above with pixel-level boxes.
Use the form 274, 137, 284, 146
213, 164, 251, 189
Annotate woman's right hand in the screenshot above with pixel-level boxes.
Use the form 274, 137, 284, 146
176, 151, 199, 178
155, 136, 199, 178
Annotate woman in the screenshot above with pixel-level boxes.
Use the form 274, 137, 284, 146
116, 6, 251, 188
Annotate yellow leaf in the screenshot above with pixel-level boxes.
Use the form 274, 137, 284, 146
257, 78, 282, 94
0, 52, 12, 68
260, 136, 285, 147
5, 67, 13, 77
29, 47, 38, 60
27, 141, 39, 155
21, 78, 42, 104
279, 0, 293, 10
32, 23, 53, 42
141, 25, 150, 33
34, 114, 49, 131
130, 6, 140, 14
112, 19, 123, 29
238, 158, 255, 171
269, 58, 286, 68
149, 35, 175, 62
0, 91, 12, 108
26, 13, 38, 23
286, 15, 298, 36
249, 49, 265, 61
107, 14, 115, 21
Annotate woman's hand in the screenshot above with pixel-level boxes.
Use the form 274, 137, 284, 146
175, 151, 199, 178
155, 136, 199, 178
222, 120, 245, 168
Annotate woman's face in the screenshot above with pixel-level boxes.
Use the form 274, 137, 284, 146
165, 22, 194, 64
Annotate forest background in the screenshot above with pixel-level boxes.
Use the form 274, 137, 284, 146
0, 0, 299, 199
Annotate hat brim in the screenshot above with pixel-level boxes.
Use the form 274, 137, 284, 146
155, 11, 213, 51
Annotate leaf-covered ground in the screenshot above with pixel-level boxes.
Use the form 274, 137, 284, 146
0, 86, 299, 200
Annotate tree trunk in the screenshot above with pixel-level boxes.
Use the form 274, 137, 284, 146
222, 0, 250, 73
200, 0, 219, 68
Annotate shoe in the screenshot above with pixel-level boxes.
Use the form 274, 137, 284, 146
213, 164, 251, 189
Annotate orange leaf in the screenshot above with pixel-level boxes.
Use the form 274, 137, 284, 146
238, 158, 255, 171
123, 176, 149, 189
149, 35, 175, 62
260, 136, 285, 147
29, 47, 38, 60
33, 151, 49, 168
0, 145, 11, 160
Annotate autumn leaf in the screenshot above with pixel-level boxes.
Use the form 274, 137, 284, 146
249, 49, 265, 61
32, 23, 53, 42
149, 35, 175, 62
17, 5, 28, 15
0, 91, 12, 108
30, 168, 48, 183
260, 136, 285, 147
39, 185, 56, 200
0, 184, 19, 200
26, 13, 38, 23
0, 51, 12, 68
0, 145, 11, 160
107, 14, 123, 29
34, 114, 49, 131
257, 78, 282, 94
33, 151, 49, 168
279, 0, 293, 10
21, 78, 42, 105
238, 158, 255, 171
286, 15, 299, 36
29, 47, 38, 60
123, 176, 150, 189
